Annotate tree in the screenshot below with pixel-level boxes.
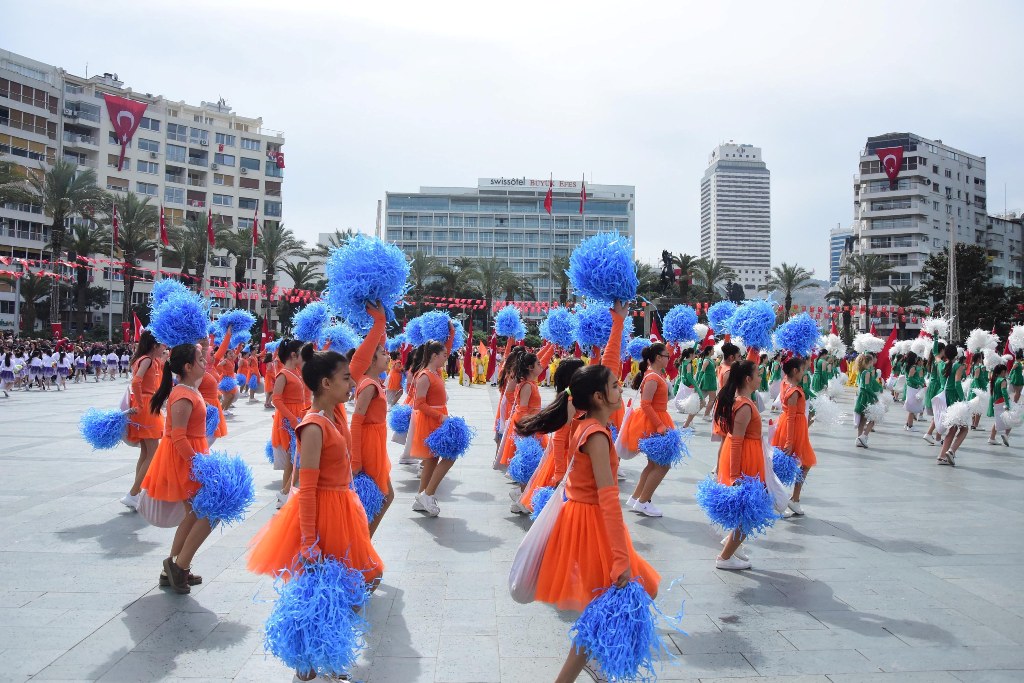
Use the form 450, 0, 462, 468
166, 217, 230, 285
825, 283, 860, 345
692, 257, 737, 302
15, 271, 51, 335
541, 256, 571, 305
470, 257, 512, 327
277, 261, 324, 333
635, 260, 662, 302
255, 221, 306, 322
64, 222, 111, 335
726, 281, 745, 303
99, 192, 159, 324
429, 264, 475, 298
501, 271, 534, 302
219, 226, 256, 291
921, 244, 1003, 336
0, 153, 32, 205
760, 262, 815, 319
840, 253, 895, 312
407, 251, 440, 302
887, 285, 928, 339
671, 253, 698, 302
312, 228, 360, 260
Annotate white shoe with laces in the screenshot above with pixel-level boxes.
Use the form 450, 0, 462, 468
788, 500, 805, 515
626, 496, 638, 509
988, 438, 998, 445
412, 492, 427, 511
721, 536, 749, 561
716, 555, 752, 570
634, 501, 663, 518
120, 493, 139, 510
923, 433, 936, 445
1002, 434, 1011, 447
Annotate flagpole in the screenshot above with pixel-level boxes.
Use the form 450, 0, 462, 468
249, 201, 258, 315
107, 221, 114, 341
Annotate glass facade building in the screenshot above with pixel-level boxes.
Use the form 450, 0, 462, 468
829, 224, 854, 285
385, 178, 635, 302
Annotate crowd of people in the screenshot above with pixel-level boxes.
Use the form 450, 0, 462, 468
0, 332, 136, 395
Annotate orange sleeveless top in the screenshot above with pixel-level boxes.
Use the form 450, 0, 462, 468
131, 356, 162, 399
168, 384, 208, 438
416, 369, 447, 407
357, 377, 387, 424
640, 372, 669, 411
565, 418, 618, 505
514, 380, 542, 415
716, 362, 731, 390
781, 382, 805, 413
732, 396, 761, 439
296, 411, 351, 489
278, 367, 311, 407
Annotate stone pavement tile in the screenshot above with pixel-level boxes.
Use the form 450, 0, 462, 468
670, 629, 798, 655
658, 652, 758, 680
441, 597, 497, 635
231, 654, 292, 682
950, 672, 1024, 683
498, 657, 577, 682
778, 627, 909, 651
809, 608, 1018, 649
0, 648, 67, 680
856, 645, 1024, 672
742, 649, 881, 676
693, 677, 829, 683
826, 674, 962, 682
372, 613, 443, 658
363, 656, 437, 682
435, 634, 500, 683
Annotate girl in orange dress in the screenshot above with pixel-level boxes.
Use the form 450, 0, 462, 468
498, 343, 555, 469
493, 345, 526, 452
198, 329, 232, 445
263, 349, 279, 409
516, 301, 659, 682
771, 357, 817, 516
248, 345, 383, 639
623, 342, 676, 518
385, 353, 404, 406
410, 328, 456, 517
714, 359, 765, 571
122, 330, 167, 510
218, 349, 239, 415
271, 340, 311, 509
140, 343, 213, 594
241, 352, 257, 402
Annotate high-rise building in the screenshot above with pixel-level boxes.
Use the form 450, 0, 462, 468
0, 48, 286, 335
829, 223, 854, 285
700, 142, 771, 293
385, 177, 635, 303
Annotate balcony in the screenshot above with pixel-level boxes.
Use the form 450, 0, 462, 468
186, 199, 206, 208
62, 131, 98, 148
187, 157, 208, 168
187, 177, 206, 187
62, 154, 97, 169
165, 172, 185, 185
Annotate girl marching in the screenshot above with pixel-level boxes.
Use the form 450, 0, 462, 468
121, 331, 166, 510
622, 342, 676, 518
199, 329, 232, 445
937, 344, 968, 466
988, 360, 1012, 447
270, 340, 312, 509
409, 327, 456, 516
903, 352, 927, 431
854, 353, 882, 448
771, 356, 816, 516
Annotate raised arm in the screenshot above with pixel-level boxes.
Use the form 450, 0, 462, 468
350, 303, 386, 384
600, 302, 627, 376
213, 328, 232, 364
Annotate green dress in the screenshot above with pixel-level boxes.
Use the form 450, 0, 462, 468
944, 361, 966, 404
968, 364, 988, 400
810, 357, 828, 393
680, 360, 696, 388
906, 364, 926, 389
758, 363, 769, 392
988, 376, 1011, 417
697, 358, 718, 393
854, 368, 880, 414
770, 360, 782, 383
1009, 362, 1023, 387
924, 340, 944, 410
801, 371, 817, 401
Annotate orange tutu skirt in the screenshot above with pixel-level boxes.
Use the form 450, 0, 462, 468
771, 413, 816, 468
409, 408, 446, 459
535, 498, 659, 612
272, 404, 306, 450
126, 400, 163, 442
360, 422, 391, 493
716, 436, 766, 485
141, 434, 208, 502
247, 487, 384, 584
620, 408, 673, 452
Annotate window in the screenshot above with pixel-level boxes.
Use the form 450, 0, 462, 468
136, 160, 158, 174
212, 255, 230, 267
265, 201, 282, 217
189, 128, 209, 144
241, 137, 261, 151
213, 194, 233, 207
108, 131, 131, 148
240, 157, 260, 171
164, 187, 184, 204
136, 181, 158, 196
139, 116, 160, 132
239, 177, 259, 190
213, 173, 234, 187
215, 133, 235, 147
138, 138, 160, 153
214, 153, 235, 166
167, 123, 187, 142
103, 268, 124, 281
239, 198, 258, 211
166, 144, 186, 163
106, 177, 128, 192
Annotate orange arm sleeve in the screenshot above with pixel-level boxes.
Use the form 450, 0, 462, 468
597, 486, 631, 582
444, 323, 455, 358
414, 393, 444, 420
601, 309, 624, 376
537, 343, 554, 368
298, 468, 321, 554
350, 413, 365, 473
350, 307, 385, 384
214, 329, 232, 364
131, 359, 147, 398
171, 425, 194, 461
272, 390, 299, 425
746, 346, 759, 363
549, 422, 570, 485
639, 381, 664, 433
728, 434, 744, 483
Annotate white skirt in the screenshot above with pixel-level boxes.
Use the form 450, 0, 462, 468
931, 393, 948, 433
904, 386, 926, 414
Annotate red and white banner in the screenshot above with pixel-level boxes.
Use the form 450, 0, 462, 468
102, 94, 148, 171
875, 145, 904, 188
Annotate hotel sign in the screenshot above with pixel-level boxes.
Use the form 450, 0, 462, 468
479, 177, 581, 190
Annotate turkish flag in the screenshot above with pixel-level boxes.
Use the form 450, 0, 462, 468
251, 202, 260, 245
275, 151, 285, 169
206, 208, 215, 247
463, 316, 474, 384
875, 326, 899, 379
159, 205, 169, 246
132, 312, 143, 342
701, 327, 716, 350
830, 319, 838, 335
579, 175, 587, 214
102, 94, 148, 171
260, 317, 269, 354
875, 146, 904, 189
870, 322, 878, 335
543, 175, 553, 215
121, 321, 131, 344
650, 316, 661, 342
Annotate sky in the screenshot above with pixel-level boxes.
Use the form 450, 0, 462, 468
6, 1, 1024, 278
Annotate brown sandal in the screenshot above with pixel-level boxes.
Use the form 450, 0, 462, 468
162, 558, 191, 594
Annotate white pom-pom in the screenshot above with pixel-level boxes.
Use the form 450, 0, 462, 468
941, 401, 973, 430
1003, 404, 1024, 429
821, 333, 846, 358
1010, 325, 1024, 352
827, 375, 847, 396
693, 324, 709, 343
966, 329, 999, 354
809, 395, 846, 426
921, 317, 949, 338
853, 333, 885, 354
984, 349, 1006, 372
675, 393, 701, 415
911, 338, 930, 359
864, 401, 887, 424
968, 390, 989, 417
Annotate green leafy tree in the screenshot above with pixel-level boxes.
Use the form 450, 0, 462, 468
312, 228, 360, 260
541, 256, 571, 305
277, 260, 324, 332
920, 244, 1011, 337
0, 154, 32, 205
501, 271, 534, 301
64, 222, 111, 335
887, 284, 928, 339
671, 253, 698, 302
635, 260, 662, 302
825, 283, 860, 345
167, 217, 230, 285
760, 262, 815, 320
429, 264, 475, 298
692, 257, 737, 302
407, 251, 439, 302
840, 253, 895, 311
16, 271, 51, 334
255, 221, 306, 324
470, 257, 513, 328
219, 225, 257, 289
99, 192, 159, 323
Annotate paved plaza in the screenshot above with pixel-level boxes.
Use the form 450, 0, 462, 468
1, 377, 1023, 682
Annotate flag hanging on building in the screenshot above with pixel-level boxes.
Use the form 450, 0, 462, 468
206, 208, 215, 247
102, 94, 148, 172
543, 175, 553, 215
579, 174, 587, 214
462, 316, 474, 385
875, 146, 904, 190
111, 202, 120, 244
251, 201, 260, 245
159, 205, 169, 246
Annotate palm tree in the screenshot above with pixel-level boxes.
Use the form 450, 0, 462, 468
840, 253, 896, 312
692, 257, 737, 302
312, 228, 360, 260
888, 284, 928, 339
64, 222, 111, 335
635, 260, 662, 302
166, 217, 231, 285
16, 271, 51, 335
0, 153, 32, 205
218, 226, 256, 291
407, 251, 440, 301
760, 262, 815, 319
255, 221, 305, 322
542, 256, 571, 305
825, 283, 860, 344
429, 264, 475, 298
99, 192, 159, 323
470, 257, 512, 327
277, 260, 324, 332
671, 253, 698, 302
501, 272, 534, 301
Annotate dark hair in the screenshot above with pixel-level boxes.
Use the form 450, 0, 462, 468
713, 360, 757, 433
497, 346, 526, 391
782, 357, 803, 377
721, 342, 739, 361
389, 351, 400, 361
514, 352, 538, 383
699, 346, 713, 359
277, 339, 303, 364
680, 347, 694, 360
552, 358, 584, 394
990, 362, 1007, 392
631, 342, 666, 390
420, 341, 446, 369
299, 343, 348, 394
406, 345, 425, 374
131, 329, 159, 364
263, 352, 273, 364
150, 343, 199, 414
905, 352, 919, 369
942, 343, 958, 379
518, 365, 613, 436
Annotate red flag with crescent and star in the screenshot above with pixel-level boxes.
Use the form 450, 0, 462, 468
875, 146, 904, 190
206, 208, 215, 247
543, 175, 553, 215
159, 205, 169, 246
102, 94, 148, 172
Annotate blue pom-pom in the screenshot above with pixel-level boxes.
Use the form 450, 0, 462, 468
508, 436, 544, 484
235, 373, 246, 386
350, 472, 385, 521
388, 404, 412, 434
771, 447, 804, 486
205, 404, 220, 438
638, 428, 692, 467
424, 416, 475, 460
575, 303, 612, 349
293, 301, 331, 343
707, 301, 738, 334
216, 309, 256, 337
324, 234, 410, 332
626, 337, 652, 361
663, 305, 699, 343
248, 375, 260, 390
218, 376, 238, 392
263, 557, 372, 677
540, 308, 577, 349
79, 408, 129, 450
385, 335, 406, 353
695, 474, 779, 536
404, 317, 427, 347
452, 319, 467, 350
495, 305, 527, 340
190, 451, 256, 526
150, 279, 189, 310
321, 322, 362, 354
265, 340, 280, 353
774, 312, 820, 357
417, 310, 454, 344
567, 232, 638, 304
570, 581, 675, 682
265, 440, 275, 464
729, 299, 777, 350
231, 331, 251, 350
149, 290, 209, 347
608, 423, 619, 444
529, 486, 555, 521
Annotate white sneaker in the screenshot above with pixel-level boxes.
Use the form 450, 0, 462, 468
904, 425, 915, 432
626, 496, 638, 509
617, 470, 626, 482
634, 501, 663, 518
720, 536, 749, 561
988, 439, 998, 445
1002, 435, 1010, 447
715, 555, 752, 570
788, 500, 804, 515
120, 493, 139, 510
412, 492, 427, 511
275, 491, 289, 510
582, 659, 609, 682
923, 433, 936, 445
425, 494, 441, 517
510, 499, 530, 515
856, 436, 866, 448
